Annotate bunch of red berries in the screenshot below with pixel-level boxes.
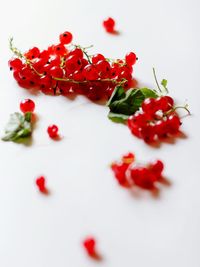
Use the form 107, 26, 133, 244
111, 152, 165, 190
8, 32, 137, 101
127, 96, 182, 143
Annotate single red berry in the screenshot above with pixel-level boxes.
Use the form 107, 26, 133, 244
103, 17, 115, 33
164, 96, 174, 107
49, 66, 63, 78
36, 176, 46, 193
83, 65, 99, 80
111, 162, 129, 186
47, 124, 59, 138
130, 167, 155, 190
8, 58, 23, 71
125, 52, 137, 67
166, 114, 181, 134
92, 54, 105, 64
83, 237, 96, 256
20, 99, 35, 113
24, 47, 40, 59
140, 125, 156, 143
149, 160, 164, 177
53, 43, 67, 56
59, 31, 73, 44
65, 55, 82, 73
68, 48, 83, 59
142, 98, 157, 115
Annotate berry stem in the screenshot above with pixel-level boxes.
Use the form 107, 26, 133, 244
74, 44, 93, 64
153, 67, 162, 93
166, 104, 191, 116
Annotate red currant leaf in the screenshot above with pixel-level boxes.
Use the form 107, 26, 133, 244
1, 112, 32, 142
108, 112, 129, 123
106, 86, 126, 107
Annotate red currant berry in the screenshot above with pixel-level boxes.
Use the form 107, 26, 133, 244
36, 176, 46, 193
24, 47, 40, 59
166, 114, 181, 134
83, 237, 96, 256
65, 55, 82, 73
125, 52, 137, 67
49, 66, 63, 78
140, 125, 156, 143
20, 99, 35, 113
142, 98, 157, 115
103, 17, 115, 33
83, 65, 99, 80
53, 43, 67, 56
8, 58, 23, 71
149, 160, 164, 177
59, 31, 73, 44
111, 162, 129, 186
92, 54, 105, 64
47, 124, 59, 138
164, 96, 174, 107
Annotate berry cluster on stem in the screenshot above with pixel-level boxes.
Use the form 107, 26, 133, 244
8, 32, 137, 101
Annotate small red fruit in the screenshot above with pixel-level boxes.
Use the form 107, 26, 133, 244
103, 17, 115, 33
59, 31, 73, 45
47, 124, 59, 138
36, 176, 47, 193
83, 237, 96, 256
125, 52, 137, 66
20, 99, 35, 113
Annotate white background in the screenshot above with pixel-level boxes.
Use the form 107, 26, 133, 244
0, 0, 200, 266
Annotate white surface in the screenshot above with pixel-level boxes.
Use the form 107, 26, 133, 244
0, 0, 200, 266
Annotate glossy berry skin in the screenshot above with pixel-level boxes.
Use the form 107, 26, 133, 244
20, 99, 35, 113
125, 52, 137, 67
128, 96, 181, 143
8, 58, 23, 71
47, 124, 59, 138
149, 160, 164, 177
36, 176, 46, 193
103, 17, 115, 33
111, 162, 129, 186
59, 31, 73, 44
24, 47, 40, 59
92, 54, 105, 64
83, 237, 96, 256
9, 32, 136, 101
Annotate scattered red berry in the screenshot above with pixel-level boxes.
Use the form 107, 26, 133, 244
20, 99, 35, 113
83, 237, 96, 257
59, 31, 73, 45
47, 124, 59, 138
36, 176, 47, 193
125, 52, 137, 67
103, 17, 116, 33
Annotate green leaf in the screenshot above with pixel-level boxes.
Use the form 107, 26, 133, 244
161, 79, 168, 93
107, 86, 159, 124
108, 112, 129, 123
106, 86, 126, 107
140, 88, 158, 98
2, 112, 32, 142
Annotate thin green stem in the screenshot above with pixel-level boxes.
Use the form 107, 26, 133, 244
153, 67, 162, 93
165, 104, 191, 116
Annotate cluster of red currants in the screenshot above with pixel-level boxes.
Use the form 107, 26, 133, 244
111, 152, 164, 190
127, 96, 182, 143
8, 31, 137, 101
